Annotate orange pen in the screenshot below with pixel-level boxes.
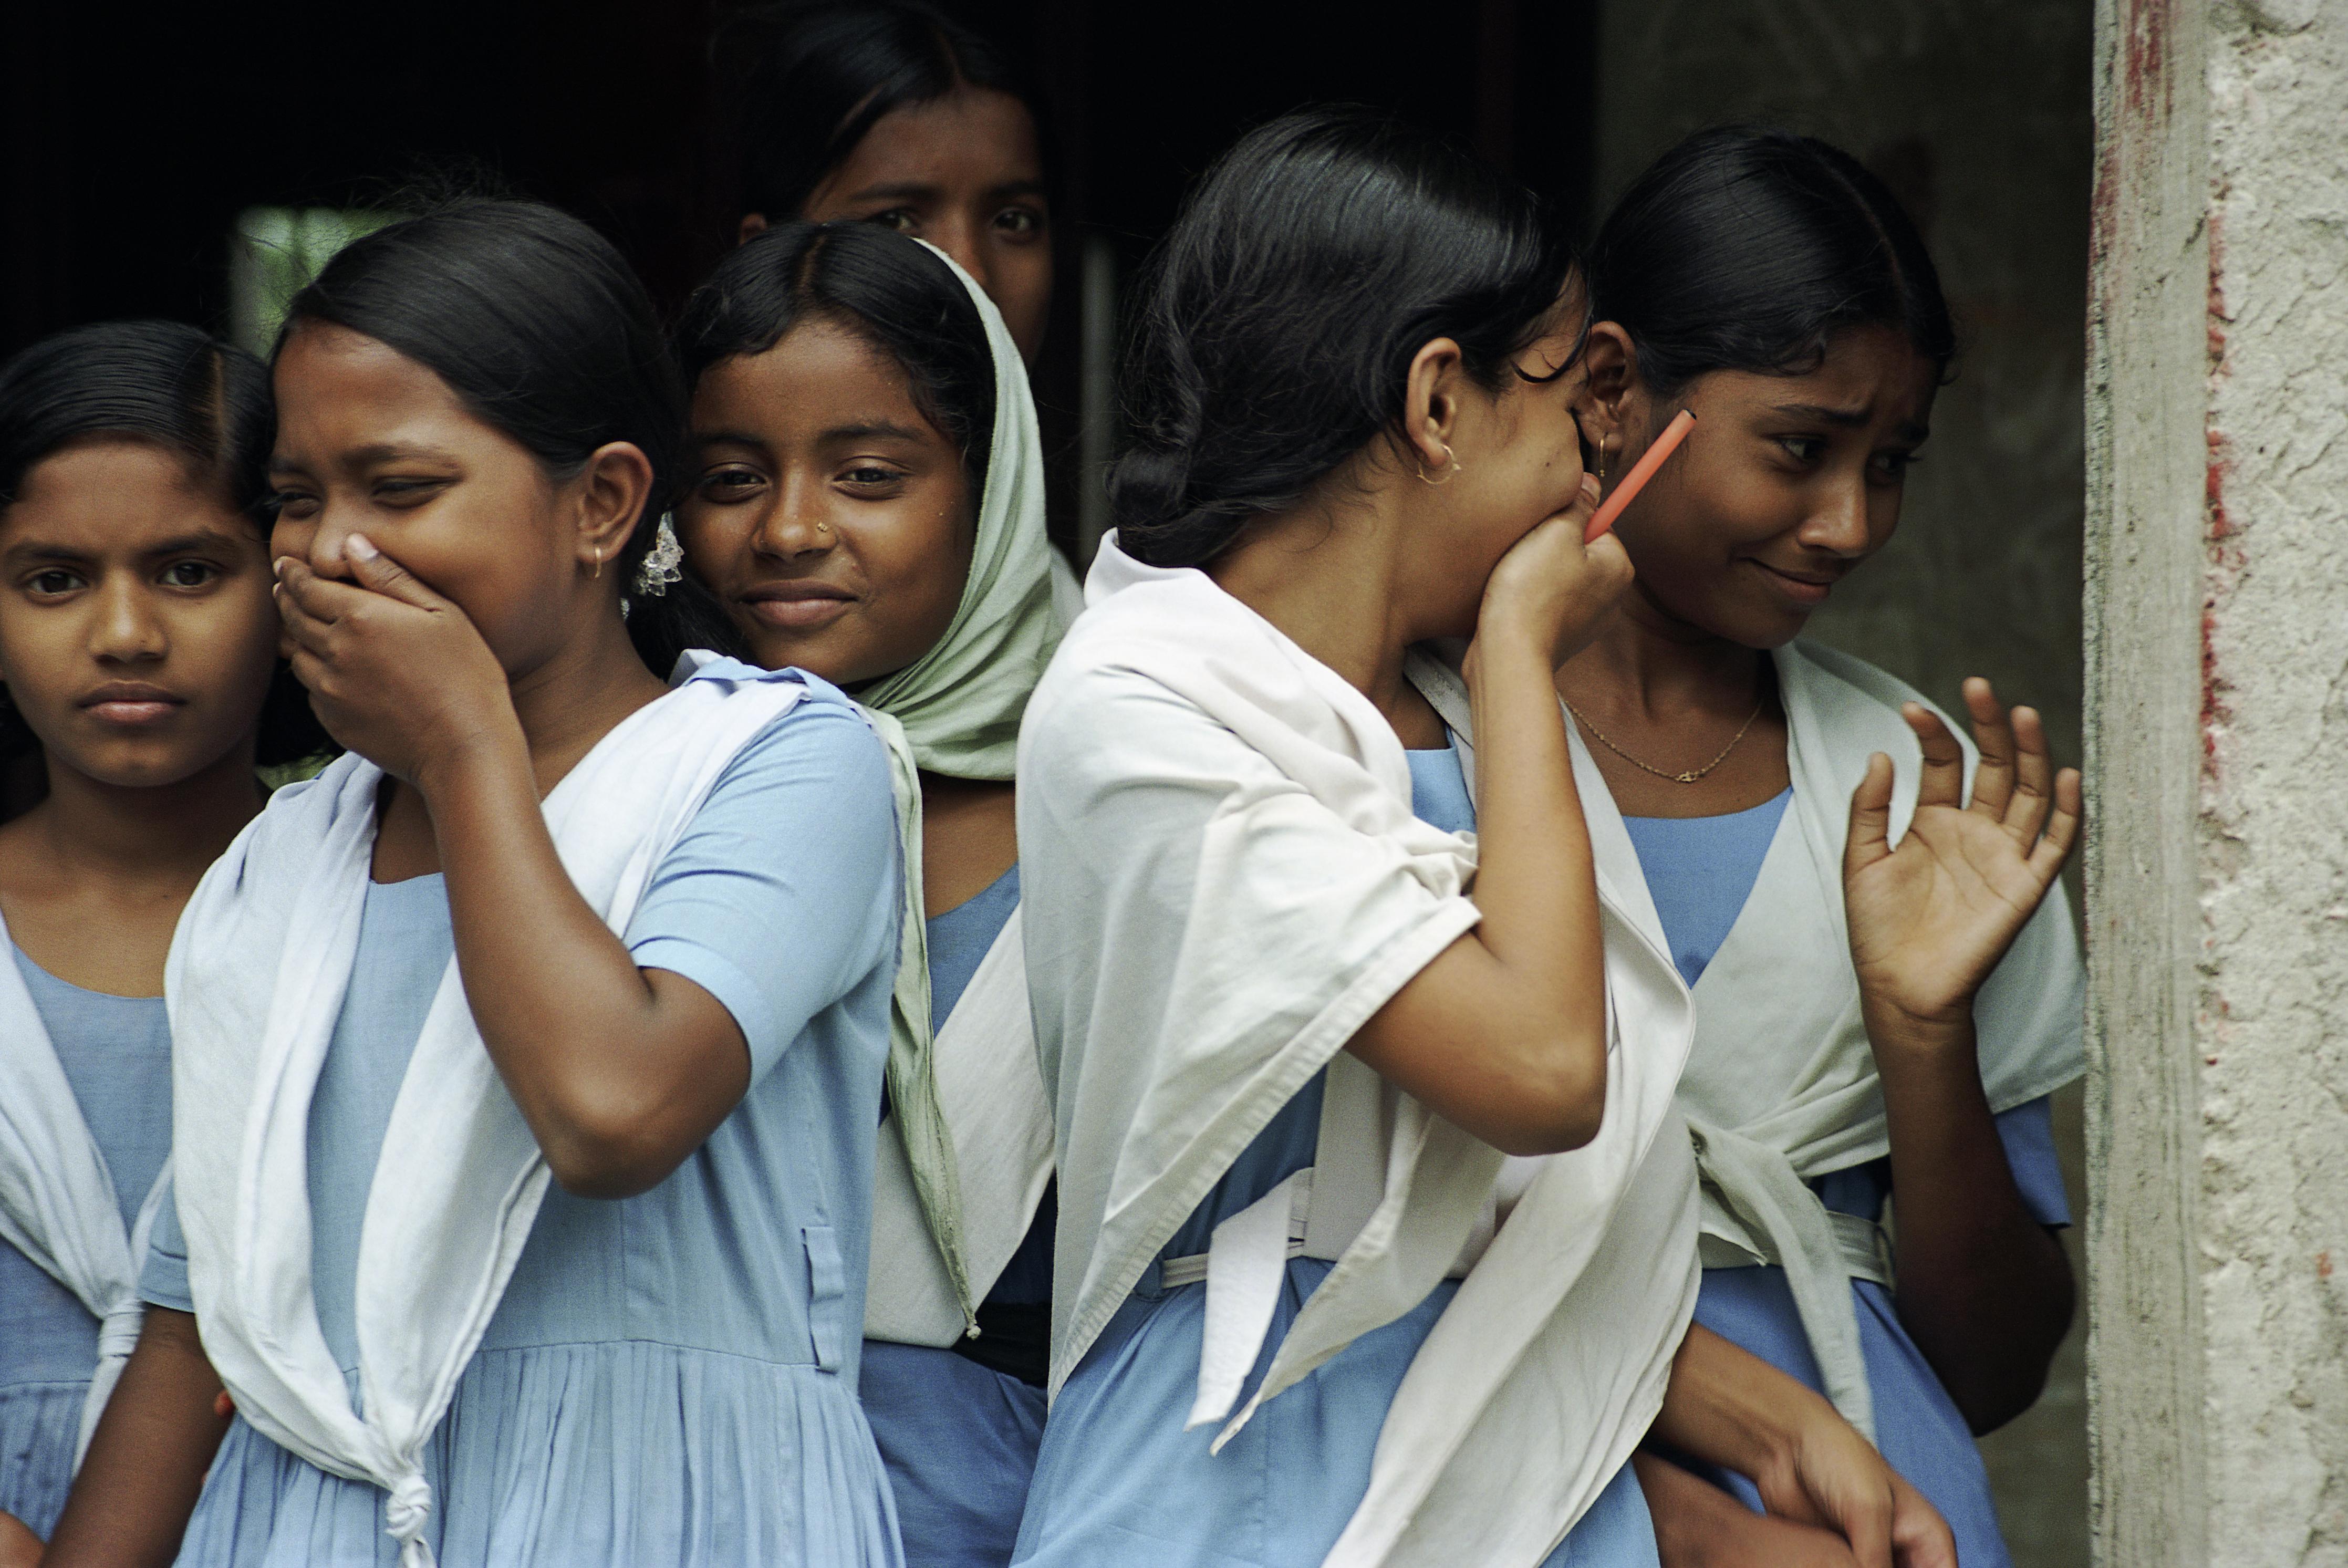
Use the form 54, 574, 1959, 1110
1586, 409, 1696, 543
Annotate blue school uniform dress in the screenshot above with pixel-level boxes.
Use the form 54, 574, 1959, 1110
1011, 742, 1660, 1568
0, 956, 172, 1538
1619, 791, 2067, 1568
141, 689, 908, 1568
859, 864, 1056, 1568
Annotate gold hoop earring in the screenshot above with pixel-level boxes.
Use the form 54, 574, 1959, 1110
1416, 442, 1461, 486
591, 547, 604, 580
1596, 435, 1609, 488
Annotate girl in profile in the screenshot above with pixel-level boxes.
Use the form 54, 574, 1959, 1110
1012, 107, 1953, 1568
47, 201, 905, 1568
672, 220, 1059, 1568
1563, 128, 2085, 1568
0, 322, 320, 1565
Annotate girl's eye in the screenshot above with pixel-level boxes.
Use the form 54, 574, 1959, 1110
272, 492, 318, 520
374, 477, 446, 505
1778, 437, 1827, 463
994, 207, 1044, 237
841, 464, 907, 487
161, 560, 219, 588
1871, 449, 1922, 479
698, 465, 766, 499
26, 569, 84, 597
865, 209, 919, 233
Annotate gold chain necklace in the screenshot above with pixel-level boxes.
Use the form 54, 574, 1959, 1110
1563, 695, 1768, 785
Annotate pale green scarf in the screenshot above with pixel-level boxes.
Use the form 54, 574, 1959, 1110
857, 244, 1060, 1325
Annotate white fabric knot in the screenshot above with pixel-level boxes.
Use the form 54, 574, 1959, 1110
385, 1470, 436, 1568
95, 1297, 142, 1361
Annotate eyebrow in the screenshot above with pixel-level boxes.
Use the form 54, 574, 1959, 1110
824, 420, 936, 444
1768, 402, 1931, 444
1, 530, 238, 568
843, 178, 1046, 204
267, 442, 457, 474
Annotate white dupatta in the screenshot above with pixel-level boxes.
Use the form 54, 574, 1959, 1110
1577, 639, 2086, 1439
0, 911, 171, 1466
166, 656, 809, 1567
1020, 538, 1701, 1567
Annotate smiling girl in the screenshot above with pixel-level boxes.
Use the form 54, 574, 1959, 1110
1559, 129, 2085, 1568
0, 323, 320, 1566
1012, 108, 1952, 1568
672, 221, 1059, 1568
45, 202, 905, 1568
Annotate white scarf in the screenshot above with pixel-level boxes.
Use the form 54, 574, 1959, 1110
0, 911, 171, 1467
166, 656, 811, 1568
1576, 639, 2086, 1439
1022, 538, 1701, 1566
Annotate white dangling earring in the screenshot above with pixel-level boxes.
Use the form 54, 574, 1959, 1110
632, 513, 685, 597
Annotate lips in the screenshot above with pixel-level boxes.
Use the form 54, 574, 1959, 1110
1749, 560, 1841, 607
738, 580, 857, 632
79, 682, 185, 725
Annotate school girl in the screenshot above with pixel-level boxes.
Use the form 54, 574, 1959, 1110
718, 0, 1054, 364
1011, 107, 1954, 1568
669, 221, 1059, 1568
0, 323, 323, 1563
1555, 128, 2085, 1567
44, 200, 905, 1568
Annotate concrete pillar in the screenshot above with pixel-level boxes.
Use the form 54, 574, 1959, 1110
2084, 2, 2348, 1564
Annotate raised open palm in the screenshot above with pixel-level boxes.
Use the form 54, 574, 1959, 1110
1843, 679, 2082, 1029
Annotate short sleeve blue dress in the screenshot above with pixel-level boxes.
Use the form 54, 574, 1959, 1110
0, 954, 173, 1538
1010, 742, 1662, 1568
1620, 792, 2068, 1568
142, 680, 907, 1567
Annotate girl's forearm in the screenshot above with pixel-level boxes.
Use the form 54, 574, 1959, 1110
44, 1310, 230, 1568
1462, 630, 1608, 1048
1868, 1007, 2073, 1431
416, 735, 749, 1198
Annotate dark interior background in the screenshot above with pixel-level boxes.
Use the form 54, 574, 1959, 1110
1, 0, 1598, 364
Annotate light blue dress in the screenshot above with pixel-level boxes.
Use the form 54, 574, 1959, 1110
859, 864, 1055, 1568
0, 953, 173, 1539
1011, 743, 1661, 1568
1620, 792, 2068, 1568
141, 678, 908, 1567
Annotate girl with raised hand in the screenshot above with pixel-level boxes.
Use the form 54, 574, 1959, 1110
45, 200, 905, 1568
671, 220, 1059, 1568
1012, 107, 1952, 1568
0, 323, 323, 1566
1562, 127, 2084, 1567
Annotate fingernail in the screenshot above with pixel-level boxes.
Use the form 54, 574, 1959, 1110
273, 556, 292, 579
348, 533, 379, 561
1582, 474, 1601, 499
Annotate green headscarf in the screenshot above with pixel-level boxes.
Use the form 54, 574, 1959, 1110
857, 243, 1061, 1326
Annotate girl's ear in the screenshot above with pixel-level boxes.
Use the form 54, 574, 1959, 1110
1574, 323, 1643, 460
573, 442, 658, 576
1398, 336, 1466, 480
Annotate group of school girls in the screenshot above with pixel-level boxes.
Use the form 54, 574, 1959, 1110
0, 5, 2086, 1566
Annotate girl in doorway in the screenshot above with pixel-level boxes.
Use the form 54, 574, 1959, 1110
45, 200, 905, 1568
717, 1, 1055, 365
1012, 107, 1952, 1568
0, 322, 320, 1562
672, 220, 1059, 1568
1565, 128, 2085, 1568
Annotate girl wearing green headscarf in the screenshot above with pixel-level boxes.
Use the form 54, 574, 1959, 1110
673, 222, 1061, 1568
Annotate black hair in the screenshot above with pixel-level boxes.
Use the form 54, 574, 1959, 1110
0, 319, 330, 769
1589, 126, 1956, 403
675, 221, 996, 494
283, 199, 745, 674
1108, 106, 1581, 568
715, 1, 1052, 223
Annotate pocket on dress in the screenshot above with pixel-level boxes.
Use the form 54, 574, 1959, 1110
802, 1224, 847, 1372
